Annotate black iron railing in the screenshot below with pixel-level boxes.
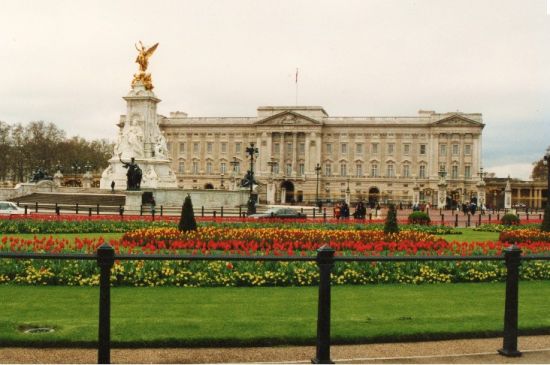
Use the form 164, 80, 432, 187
1, 246, 549, 364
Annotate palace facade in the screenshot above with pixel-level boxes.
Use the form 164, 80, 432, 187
159, 106, 485, 206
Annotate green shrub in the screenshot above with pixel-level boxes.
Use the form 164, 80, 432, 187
178, 194, 197, 232
407, 211, 431, 225
500, 213, 520, 226
384, 204, 399, 234
542, 205, 550, 232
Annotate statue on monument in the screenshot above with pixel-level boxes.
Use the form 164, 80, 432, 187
119, 155, 142, 190
132, 41, 159, 90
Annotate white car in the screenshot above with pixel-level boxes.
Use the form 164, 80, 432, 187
0, 201, 26, 215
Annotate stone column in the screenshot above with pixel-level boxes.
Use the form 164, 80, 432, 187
279, 133, 285, 178
437, 180, 447, 209
292, 133, 297, 176
266, 132, 273, 175
305, 133, 311, 176
266, 177, 276, 204
505, 177, 512, 209
281, 188, 287, 204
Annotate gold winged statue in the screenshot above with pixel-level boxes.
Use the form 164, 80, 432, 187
132, 41, 159, 90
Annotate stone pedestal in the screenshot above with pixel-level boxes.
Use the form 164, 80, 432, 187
266, 180, 276, 204
124, 191, 143, 215
82, 171, 93, 189
281, 188, 287, 204
53, 170, 63, 187
476, 180, 486, 210
437, 181, 447, 209
345, 190, 351, 205
413, 186, 420, 205
100, 82, 177, 190
505, 177, 512, 209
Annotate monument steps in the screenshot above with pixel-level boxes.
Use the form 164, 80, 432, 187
11, 192, 126, 211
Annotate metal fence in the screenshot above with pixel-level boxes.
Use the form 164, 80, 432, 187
1, 246, 549, 364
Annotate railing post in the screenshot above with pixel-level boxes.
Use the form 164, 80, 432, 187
201, 206, 204, 217
160, 205, 163, 216
498, 244, 522, 357
97, 243, 115, 364
96, 204, 100, 215
312, 245, 335, 364
441, 214, 444, 226
313, 208, 316, 219
89, 207, 93, 217
455, 214, 458, 227
76, 203, 79, 214
35, 202, 38, 213
467, 213, 471, 227
140, 205, 143, 216
221, 206, 224, 218
24, 205, 28, 215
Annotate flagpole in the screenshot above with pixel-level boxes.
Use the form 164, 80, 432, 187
295, 68, 298, 106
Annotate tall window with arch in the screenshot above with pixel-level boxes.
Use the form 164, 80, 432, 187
340, 163, 347, 177
419, 164, 426, 178
371, 163, 379, 177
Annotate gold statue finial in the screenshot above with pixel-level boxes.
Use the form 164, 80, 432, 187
132, 41, 159, 90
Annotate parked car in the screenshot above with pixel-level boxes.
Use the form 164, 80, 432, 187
0, 201, 25, 215
250, 207, 306, 219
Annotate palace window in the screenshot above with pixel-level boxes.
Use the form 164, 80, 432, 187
192, 161, 199, 174
286, 163, 292, 176
220, 162, 226, 174
355, 164, 363, 177
206, 162, 213, 174
340, 163, 347, 176
179, 142, 185, 155
403, 143, 410, 155
273, 143, 280, 154
388, 143, 395, 155
299, 163, 305, 176
451, 165, 458, 179
233, 163, 240, 174
286, 143, 293, 154
402, 164, 410, 178
326, 143, 332, 154
207, 142, 213, 154
419, 165, 426, 178
420, 144, 427, 155
439, 164, 446, 173
452, 144, 459, 156
235, 142, 241, 154
439, 144, 447, 156
325, 163, 332, 176
299, 142, 305, 154
371, 164, 379, 177
272, 163, 278, 174
221, 142, 227, 153
341, 143, 347, 154
386, 163, 395, 178
372, 143, 379, 154
178, 161, 185, 174
356, 143, 363, 155
465, 165, 471, 178
464, 144, 472, 155
193, 142, 199, 154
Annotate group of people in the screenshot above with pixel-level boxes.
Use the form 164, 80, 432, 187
333, 201, 369, 220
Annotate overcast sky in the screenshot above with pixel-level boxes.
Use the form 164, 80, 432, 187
1, 0, 549, 179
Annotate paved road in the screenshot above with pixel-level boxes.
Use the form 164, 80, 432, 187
2, 335, 549, 363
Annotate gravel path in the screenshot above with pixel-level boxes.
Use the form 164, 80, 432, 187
1, 336, 550, 363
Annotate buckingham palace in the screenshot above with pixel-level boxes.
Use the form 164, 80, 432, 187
158, 105, 484, 207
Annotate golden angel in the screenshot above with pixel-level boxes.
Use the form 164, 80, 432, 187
135, 41, 159, 72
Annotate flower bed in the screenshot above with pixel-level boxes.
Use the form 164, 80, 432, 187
2, 224, 550, 286
499, 229, 550, 244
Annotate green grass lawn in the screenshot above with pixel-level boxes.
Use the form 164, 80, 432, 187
1, 282, 549, 347
436, 228, 499, 243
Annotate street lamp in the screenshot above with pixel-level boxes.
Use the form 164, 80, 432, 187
246, 142, 259, 215
71, 162, 81, 187
315, 163, 322, 210
542, 147, 550, 231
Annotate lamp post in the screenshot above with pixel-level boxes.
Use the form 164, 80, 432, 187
246, 142, 259, 215
315, 163, 322, 210
71, 162, 81, 187
542, 147, 550, 231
